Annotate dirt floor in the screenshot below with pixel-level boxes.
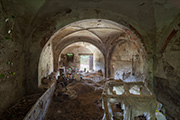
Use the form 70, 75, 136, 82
0, 78, 148, 120
45, 80, 104, 120
45, 79, 148, 120
0, 92, 43, 120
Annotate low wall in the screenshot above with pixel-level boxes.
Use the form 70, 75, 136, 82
23, 83, 55, 120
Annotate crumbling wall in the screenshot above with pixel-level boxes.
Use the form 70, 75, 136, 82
153, 7, 180, 118
0, 1, 25, 115
38, 42, 54, 86
154, 33, 180, 119
110, 41, 144, 81
87, 44, 105, 75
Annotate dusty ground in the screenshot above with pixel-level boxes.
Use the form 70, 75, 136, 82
45, 79, 148, 120
0, 92, 43, 120
45, 80, 104, 120
0, 78, 148, 120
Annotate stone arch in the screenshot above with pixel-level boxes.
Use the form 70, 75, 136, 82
38, 19, 148, 87
27, 9, 152, 91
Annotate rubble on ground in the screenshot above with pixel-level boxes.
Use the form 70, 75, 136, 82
41, 72, 57, 89
0, 93, 43, 120
45, 79, 104, 120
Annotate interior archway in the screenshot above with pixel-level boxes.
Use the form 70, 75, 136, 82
59, 42, 105, 76
38, 19, 148, 87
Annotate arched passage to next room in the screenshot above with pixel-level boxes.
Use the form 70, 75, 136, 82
38, 19, 148, 86
58, 42, 105, 75
36, 19, 153, 120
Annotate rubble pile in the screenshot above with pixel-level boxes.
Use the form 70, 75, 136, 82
45, 78, 104, 120
41, 72, 57, 89
54, 74, 103, 99
81, 69, 104, 82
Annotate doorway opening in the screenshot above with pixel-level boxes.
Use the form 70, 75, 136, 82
80, 54, 93, 71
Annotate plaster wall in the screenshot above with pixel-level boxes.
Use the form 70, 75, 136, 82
38, 42, 54, 86
110, 41, 144, 82
153, 2, 180, 118
88, 45, 105, 74
154, 29, 180, 119
154, 0, 179, 48
0, 5, 25, 115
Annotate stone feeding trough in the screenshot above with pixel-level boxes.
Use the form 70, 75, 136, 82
102, 80, 156, 120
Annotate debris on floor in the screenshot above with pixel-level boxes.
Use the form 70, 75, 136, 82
0, 93, 43, 120
45, 79, 104, 120
40, 72, 57, 89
